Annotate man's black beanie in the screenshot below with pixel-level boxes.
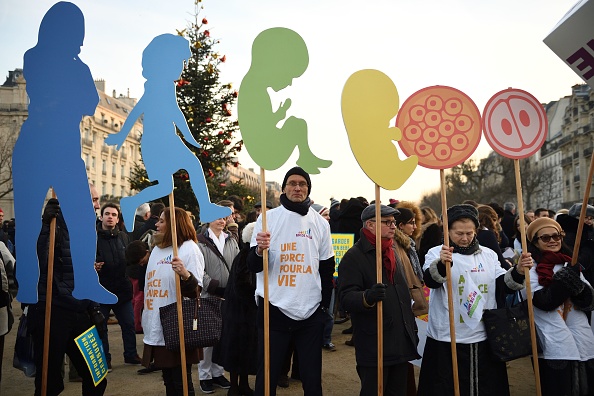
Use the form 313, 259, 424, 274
282, 166, 311, 197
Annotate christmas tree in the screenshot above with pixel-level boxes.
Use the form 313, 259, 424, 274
129, 0, 243, 217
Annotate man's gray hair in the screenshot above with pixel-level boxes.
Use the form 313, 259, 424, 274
503, 202, 515, 212
135, 203, 151, 217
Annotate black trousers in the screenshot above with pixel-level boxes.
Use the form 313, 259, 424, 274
356, 363, 408, 396
254, 299, 324, 396
162, 364, 195, 396
32, 304, 107, 396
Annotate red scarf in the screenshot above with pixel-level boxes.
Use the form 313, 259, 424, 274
362, 228, 396, 284
536, 251, 572, 286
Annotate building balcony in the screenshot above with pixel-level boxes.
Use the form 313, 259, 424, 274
121, 151, 127, 160
584, 147, 593, 157
573, 151, 580, 159
574, 175, 581, 182
101, 146, 109, 154
558, 135, 573, 147
111, 148, 119, 157
561, 157, 573, 167
82, 138, 92, 147
102, 170, 106, 175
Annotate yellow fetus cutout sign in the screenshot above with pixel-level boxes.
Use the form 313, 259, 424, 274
341, 69, 418, 190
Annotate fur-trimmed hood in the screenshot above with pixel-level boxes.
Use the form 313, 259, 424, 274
396, 201, 423, 240
393, 227, 412, 250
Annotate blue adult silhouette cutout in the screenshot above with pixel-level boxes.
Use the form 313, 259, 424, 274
13, 2, 117, 304
105, 34, 231, 228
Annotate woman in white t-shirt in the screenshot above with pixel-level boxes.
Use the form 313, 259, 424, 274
525, 217, 594, 396
141, 207, 205, 396
418, 204, 533, 396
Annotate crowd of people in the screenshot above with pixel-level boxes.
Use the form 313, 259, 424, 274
4, 171, 594, 395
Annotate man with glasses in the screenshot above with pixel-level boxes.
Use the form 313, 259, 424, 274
248, 166, 335, 396
338, 204, 420, 396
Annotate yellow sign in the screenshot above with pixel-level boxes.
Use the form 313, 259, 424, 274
331, 233, 355, 277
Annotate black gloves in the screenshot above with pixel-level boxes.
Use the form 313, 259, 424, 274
88, 305, 106, 338
214, 287, 226, 298
553, 266, 584, 296
364, 283, 387, 305
42, 198, 60, 224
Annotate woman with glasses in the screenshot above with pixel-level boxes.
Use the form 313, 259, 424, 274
418, 204, 533, 396
525, 217, 594, 396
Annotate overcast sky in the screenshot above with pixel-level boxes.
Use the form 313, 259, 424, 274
0, 0, 583, 208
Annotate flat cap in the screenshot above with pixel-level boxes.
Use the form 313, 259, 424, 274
361, 204, 399, 223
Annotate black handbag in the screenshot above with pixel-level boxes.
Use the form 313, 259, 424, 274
13, 306, 36, 377
483, 296, 541, 362
159, 287, 222, 351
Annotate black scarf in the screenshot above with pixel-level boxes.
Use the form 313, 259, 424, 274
450, 237, 480, 255
280, 194, 311, 216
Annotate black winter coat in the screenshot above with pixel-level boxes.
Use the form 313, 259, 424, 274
37, 212, 90, 312
96, 226, 132, 302
556, 214, 594, 286
338, 231, 419, 367
213, 246, 258, 374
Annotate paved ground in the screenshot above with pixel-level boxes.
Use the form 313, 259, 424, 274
1, 304, 535, 395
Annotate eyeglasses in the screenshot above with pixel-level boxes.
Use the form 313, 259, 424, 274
536, 232, 565, 243
406, 220, 416, 226
286, 181, 308, 188
370, 220, 396, 227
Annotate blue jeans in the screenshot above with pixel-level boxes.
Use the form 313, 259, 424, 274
323, 289, 336, 345
99, 299, 137, 361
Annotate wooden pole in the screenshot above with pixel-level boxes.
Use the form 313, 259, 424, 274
374, 185, 383, 396
260, 167, 270, 396
439, 169, 460, 396
563, 151, 594, 320
513, 160, 541, 396
169, 194, 188, 396
41, 188, 57, 396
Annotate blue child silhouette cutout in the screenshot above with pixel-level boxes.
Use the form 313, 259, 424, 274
13, 1, 117, 304
238, 28, 332, 174
105, 34, 231, 228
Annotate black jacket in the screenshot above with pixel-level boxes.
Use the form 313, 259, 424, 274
96, 225, 132, 302
556, 214, 594, 286
338, 231, 420, 367
37, 212, 90, 312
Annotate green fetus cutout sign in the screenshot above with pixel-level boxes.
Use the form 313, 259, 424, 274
238, 27, 331, 174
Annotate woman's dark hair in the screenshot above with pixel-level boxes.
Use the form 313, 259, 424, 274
513, 213, 532, 241
478, 205, 500, 242
246, 211, 258, 224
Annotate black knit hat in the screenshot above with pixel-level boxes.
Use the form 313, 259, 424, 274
447, 204, 479, 229
282, 166, 311, 196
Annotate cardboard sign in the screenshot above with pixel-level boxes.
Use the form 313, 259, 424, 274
331, 233, 355, 278
544, 0, 594, 88
397, 86, 482, 170
341, 69, 418, 190
14, 2, 116, 304
105, 33, 231, 226
482, 88, 548, 159
74, 326, 108, 387
238, 27, 332, 174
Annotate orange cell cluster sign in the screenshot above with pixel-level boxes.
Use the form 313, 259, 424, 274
397, 86, 482, 169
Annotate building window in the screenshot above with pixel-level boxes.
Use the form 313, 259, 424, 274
91, 156, 96, 168
112, 162, 116, 176
92, 131, 96, 145
112, 184, 116, 196
102, 182, 106, 196
121, 165, 125, 177
129, 146, 134, 160
102, 160, 106, 175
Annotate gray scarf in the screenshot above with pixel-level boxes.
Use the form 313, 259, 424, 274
408, 238, 424, 282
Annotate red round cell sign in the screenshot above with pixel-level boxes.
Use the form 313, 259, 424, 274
482, 89, 548, 159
